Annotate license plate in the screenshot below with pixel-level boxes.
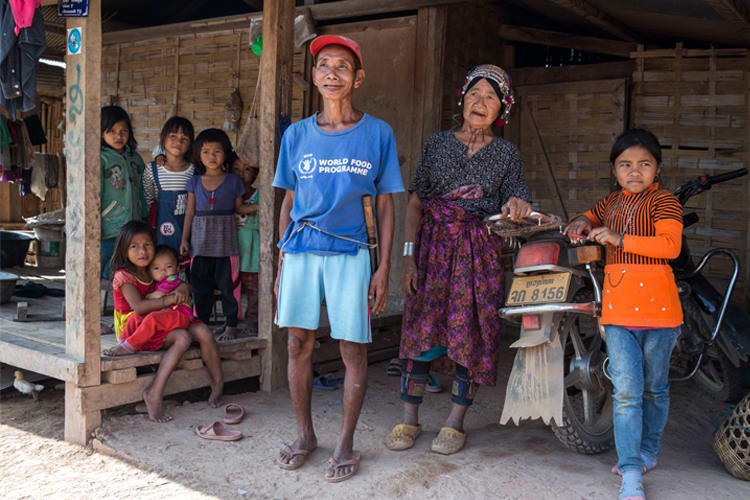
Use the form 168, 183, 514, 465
506, 272, 572, 306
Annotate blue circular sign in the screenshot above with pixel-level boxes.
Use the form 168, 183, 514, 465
68, 28, 82, 55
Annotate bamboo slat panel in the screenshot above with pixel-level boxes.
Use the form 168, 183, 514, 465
506, 78, 627, 219
102, 30, 306, 159
631, 46, 750, 306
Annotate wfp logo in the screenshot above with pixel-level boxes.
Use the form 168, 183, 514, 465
298, 154, 317, 176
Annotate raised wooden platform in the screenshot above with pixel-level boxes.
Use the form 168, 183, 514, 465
0, 267, 266, 414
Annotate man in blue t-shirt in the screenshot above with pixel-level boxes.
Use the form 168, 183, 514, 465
273, 35, 404, 482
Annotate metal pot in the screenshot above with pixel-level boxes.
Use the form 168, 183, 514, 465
0, 271, 18, 304
0, 231, 34, 268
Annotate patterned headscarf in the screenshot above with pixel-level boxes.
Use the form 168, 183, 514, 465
458, 64, 515, 125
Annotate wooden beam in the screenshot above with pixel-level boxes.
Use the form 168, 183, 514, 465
510, 60, 634, 87
414, 6, 447, 150
64, 0, 102, 445
76, 358, 261, 413
100, 337, 267, 370
257, 0, 295, 392
497, 24, 636, 58
705, 0, 750, 37
545, 0, 638, 42
103, 0, 468, 44
0, 332, 84, 383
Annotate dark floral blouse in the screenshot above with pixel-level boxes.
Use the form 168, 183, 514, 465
408, 130, 531, 217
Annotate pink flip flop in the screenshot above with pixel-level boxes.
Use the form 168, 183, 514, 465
223, 403, 246, 424
195, 421, 243, 441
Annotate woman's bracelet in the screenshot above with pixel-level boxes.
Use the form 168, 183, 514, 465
403, 241, 415, 257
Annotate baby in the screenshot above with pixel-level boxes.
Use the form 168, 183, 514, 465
146, 245, 193, 321
104, 245, 193, 356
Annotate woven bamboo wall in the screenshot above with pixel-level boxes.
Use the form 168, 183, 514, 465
631, 46, 750, 306
506, 79, 627, 219
102, 30, 306, 159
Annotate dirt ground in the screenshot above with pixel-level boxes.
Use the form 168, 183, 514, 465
1, 340, 748, 500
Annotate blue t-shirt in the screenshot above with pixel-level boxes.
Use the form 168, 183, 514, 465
273, 113, 404, 255
186, 173, 245, 212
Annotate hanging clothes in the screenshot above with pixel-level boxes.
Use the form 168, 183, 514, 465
8, 0, 41, 36
17, 119, 34, 170
0, 3, 45, 118
0, 115, 11, 169
22, 113, 45, 145
30, 153, 46, 200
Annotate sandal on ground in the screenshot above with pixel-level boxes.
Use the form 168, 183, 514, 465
431, 427, 466, 455
619, 470, 645, 500
277, 444, 314, 471
385, 423, 421, 451
195, 421, 243, 441
223, 403, 245, 424
425, 373, 443, 393
386, 358, 402, 376
324, 452, 361, 483
313, 375, 339, 391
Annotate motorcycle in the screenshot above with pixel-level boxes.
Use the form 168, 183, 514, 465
490, 167, 750, 454
669, 167, 750, 402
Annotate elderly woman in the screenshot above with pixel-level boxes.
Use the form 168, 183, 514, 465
386, 65, 531, 455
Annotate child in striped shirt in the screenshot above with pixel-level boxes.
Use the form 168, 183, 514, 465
142, 117, 196, 268
565, 129, 683, 500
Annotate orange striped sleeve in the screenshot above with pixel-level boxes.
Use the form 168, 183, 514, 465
623, 218, 683, 260
651, 191, 683, 223
581, 194, 611, 227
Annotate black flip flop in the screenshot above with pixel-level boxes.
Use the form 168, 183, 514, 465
386, 358, 402, 376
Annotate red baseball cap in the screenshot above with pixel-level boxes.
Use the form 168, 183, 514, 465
309, 35, 363, 68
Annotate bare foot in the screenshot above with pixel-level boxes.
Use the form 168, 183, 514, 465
101, 322, 114, 335
216, 326, 239, 341
142, 388, 173, 423
208, 382, 224, 408
102, 344, 131, 357
278, 436, 318, 469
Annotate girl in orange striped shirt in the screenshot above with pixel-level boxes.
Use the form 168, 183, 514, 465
565, 129, 683, 500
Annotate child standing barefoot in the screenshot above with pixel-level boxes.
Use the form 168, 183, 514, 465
564, 129, 683, 500
105, 221, 223, 421
230, 153, 260, 331
181, 129, 246, 341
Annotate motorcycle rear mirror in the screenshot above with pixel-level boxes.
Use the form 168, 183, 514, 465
568, 245, 602, 265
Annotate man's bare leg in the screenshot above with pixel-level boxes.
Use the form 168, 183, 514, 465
278, 327, 318, 468
327, 340, 367, 480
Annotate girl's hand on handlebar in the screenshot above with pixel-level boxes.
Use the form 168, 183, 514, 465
563, 217, 592, 244
587, 227, 622, 247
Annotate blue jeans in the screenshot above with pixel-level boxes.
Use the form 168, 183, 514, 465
101, 238, 116, 280
605, 325, 680, 472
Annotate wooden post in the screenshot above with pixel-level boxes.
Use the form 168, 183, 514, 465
258, 0, 295, 391
64, 2, 102, 444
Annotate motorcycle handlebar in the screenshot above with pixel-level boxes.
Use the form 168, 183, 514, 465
707, 168, 748, 185
674, 168, 748, 205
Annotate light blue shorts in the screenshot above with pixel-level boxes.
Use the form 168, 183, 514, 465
275, 248, 372, 344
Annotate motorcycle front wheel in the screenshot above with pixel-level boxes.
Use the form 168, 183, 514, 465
551, 289, 614, 454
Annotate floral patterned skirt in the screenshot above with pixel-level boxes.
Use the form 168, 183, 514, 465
400, 196, 505, 386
